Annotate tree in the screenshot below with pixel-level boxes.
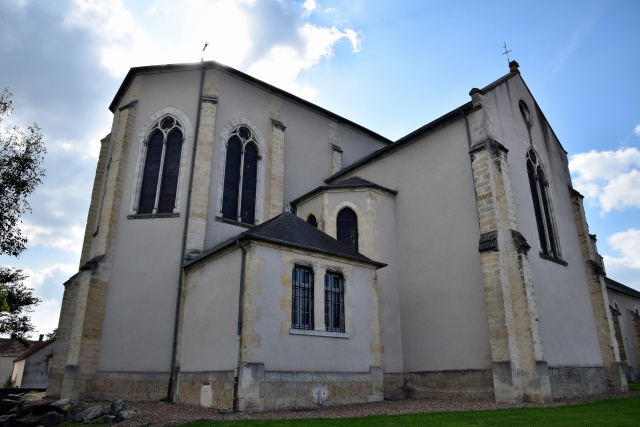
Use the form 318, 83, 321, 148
0, 88, 46, 258
45, 328, 57, 340
0, 266, 41, 339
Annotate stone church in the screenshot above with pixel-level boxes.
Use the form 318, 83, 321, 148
47, 59, 640, 410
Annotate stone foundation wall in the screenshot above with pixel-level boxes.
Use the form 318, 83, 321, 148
548, 367, 607, 399
176, 371, 234, 410
383, 373, 405, 399
175, 364, 383, 411
404, 369, 494, 400
84, 372, 169, 401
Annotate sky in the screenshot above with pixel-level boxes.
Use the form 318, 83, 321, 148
0, 0, 639, 339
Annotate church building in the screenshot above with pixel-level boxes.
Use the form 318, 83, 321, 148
46, 59, 639, 410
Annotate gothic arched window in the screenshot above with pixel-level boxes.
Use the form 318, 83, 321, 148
307, 214, 318, 228
337, 208, 358, 252
138, 116, 184, 214
526, 149, 559, 259
222, 126, 259, 224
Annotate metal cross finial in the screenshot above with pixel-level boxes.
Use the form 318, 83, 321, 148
201, 41, 209, 62
502, 42, 512, 64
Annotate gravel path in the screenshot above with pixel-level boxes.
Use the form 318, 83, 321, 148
26, 390, 640, 426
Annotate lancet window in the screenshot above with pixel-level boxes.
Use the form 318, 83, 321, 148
221, 126, 259, 224
337, 208, 358, 252
138, 116, 184, 214
526, 149, 560, 259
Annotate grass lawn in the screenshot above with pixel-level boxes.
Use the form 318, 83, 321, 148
628, 382, 640, 392
176, 396, 640, 427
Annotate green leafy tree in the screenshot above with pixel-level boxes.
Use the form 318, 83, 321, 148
45, 328, 57, 340
0, 88, 46, 258
0, 266, 41, 339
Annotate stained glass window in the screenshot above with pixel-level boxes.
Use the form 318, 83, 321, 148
221, 126, 259, 224
137, 116, 184, 215
526, 149, 559, 258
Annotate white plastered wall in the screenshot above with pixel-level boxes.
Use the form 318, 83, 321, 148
98, 69, 201, 372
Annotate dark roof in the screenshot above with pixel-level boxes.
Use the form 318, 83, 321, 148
185, 212, 386, 269
14, 338, 55, 362
605, 277, 640, 300
0, 339, 37, 357
325, 101, 475, 183
290, 176, 397, 207
109, 61, 391, 146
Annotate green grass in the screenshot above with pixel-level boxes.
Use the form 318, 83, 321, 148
176, 396, 640, 427
628, 382, 640, 392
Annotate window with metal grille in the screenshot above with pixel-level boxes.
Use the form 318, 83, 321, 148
336, 208, 358, 252
526, 149, 560, 258
221, 126, 259, 224
324, 272, 345, 332
292, 266, 313, 330
138, 116, 184, 214
307, 214, 318, 228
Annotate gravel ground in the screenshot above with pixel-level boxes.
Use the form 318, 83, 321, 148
24, 390, 640, 426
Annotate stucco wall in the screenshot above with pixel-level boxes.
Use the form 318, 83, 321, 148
295, 189, 403, 374
180, 249, 242, 372
20, 344, 54, 389
336, 119, 493, 373
0, 358, 15, 386
246, 244, 380, 373
479, 75, 603, 367
98, 69, 201, 372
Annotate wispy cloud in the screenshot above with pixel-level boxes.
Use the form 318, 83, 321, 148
634, 124, 640, 136
569, 147, 640, 214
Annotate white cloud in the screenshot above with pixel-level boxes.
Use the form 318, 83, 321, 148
302, 0, 316, 17
603, 228, 640, 290
147, 6, 157, 15
19, 263, 77, 291
634, 124, 640, 136
63, 0, 362, 100
29, 298, 62, 339
569, 147, 640, 213
20, 222, 85, 253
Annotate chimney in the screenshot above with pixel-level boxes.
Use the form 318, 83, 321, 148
39, 334, 44, 342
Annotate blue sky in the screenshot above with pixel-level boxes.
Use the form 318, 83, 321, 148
0, 0, 639, 338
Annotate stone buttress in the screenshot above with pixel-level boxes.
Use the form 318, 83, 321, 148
47, 76, 143, 399
569, 188, 628, 391
470, 137, 551, 403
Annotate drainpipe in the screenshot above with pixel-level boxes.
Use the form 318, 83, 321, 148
233, 240, 247, 411
167, 59, 206, 402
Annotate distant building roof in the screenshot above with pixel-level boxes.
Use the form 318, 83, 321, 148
14, 338, 56, 363
0, 338, 38, 358
605, 277, 640, 300
290, 176, 397, 207
185, 212, 387, 269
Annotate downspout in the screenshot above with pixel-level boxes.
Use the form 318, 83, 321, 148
167, 59, 206, 401
233, 240, 247, 412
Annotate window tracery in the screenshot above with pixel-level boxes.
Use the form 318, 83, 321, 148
526, 149, 560, 260
138, 116, 184, 215
221, 126, 260, 224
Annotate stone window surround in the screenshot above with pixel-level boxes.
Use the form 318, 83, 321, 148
215, 117, 267, 226
525, 147, 564, 262
285, 258, 352, 339
128, 107, 194, 217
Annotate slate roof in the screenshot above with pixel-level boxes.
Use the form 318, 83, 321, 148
290, 177, 397, 207
605, 277, 640, 300
0, 338, 38, 357
185, 212, 386, 269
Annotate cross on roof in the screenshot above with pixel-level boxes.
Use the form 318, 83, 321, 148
502, 42, 512, 64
